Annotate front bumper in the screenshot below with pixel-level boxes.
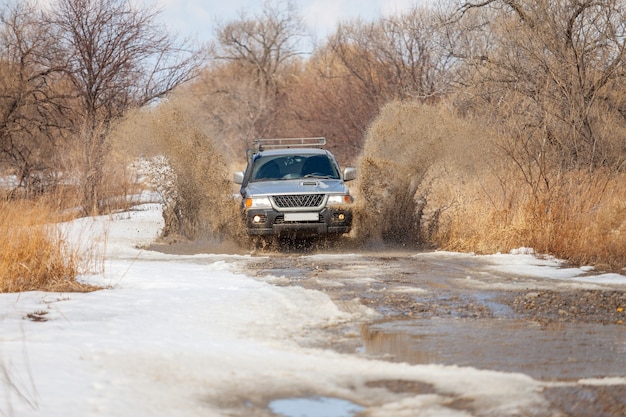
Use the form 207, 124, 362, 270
243, 207, 352, 236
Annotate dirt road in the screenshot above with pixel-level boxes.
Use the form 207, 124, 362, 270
239, 246, 626, 417
151, 238, 626, 416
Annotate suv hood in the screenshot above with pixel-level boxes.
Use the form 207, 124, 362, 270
245, 179, 349, 196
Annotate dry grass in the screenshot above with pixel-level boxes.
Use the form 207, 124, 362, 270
356, 100, 625, 270
432, 171, 626, 271
529, 172, 626, 269
0, 199, 96, 293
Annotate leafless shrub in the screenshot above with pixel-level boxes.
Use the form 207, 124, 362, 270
133, 155, 180, 237
451, 0, 626, 179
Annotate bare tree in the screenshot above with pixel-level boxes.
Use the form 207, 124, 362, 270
202, 0, 307, 151
0, 2, 69, 195
212, 0, 306, 98
46, 0, 202, 214
451, 0, 626, 183
328, 8, 455, 104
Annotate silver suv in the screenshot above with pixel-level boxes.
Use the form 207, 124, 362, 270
234, 138, 356, 237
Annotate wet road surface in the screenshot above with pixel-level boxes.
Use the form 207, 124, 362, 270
240, 246, 626, 416
151, 240, 626, 416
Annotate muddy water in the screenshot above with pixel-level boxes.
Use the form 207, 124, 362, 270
242, 248, 626, 383
152, 239, 626, 385
362, 319, 626, 381
269, 397, 364, 417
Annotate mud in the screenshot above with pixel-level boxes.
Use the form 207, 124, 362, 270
239, 246, 626, 417
153, 240, 626, 416
243, 246, 626, 326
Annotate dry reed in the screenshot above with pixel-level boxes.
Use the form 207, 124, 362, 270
433, 172, 626, 271
356, 100, 625, 270
0, 199, 96, 293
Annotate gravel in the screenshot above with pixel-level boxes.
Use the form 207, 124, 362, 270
511, 290, 626, 325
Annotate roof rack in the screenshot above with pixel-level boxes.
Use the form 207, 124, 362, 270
253, 137, 326, 151
246, 137, 327, 163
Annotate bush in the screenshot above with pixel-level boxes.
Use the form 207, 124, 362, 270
355, 100, 625, 269
434, 171, 626, 271
120, 102, 243, 242
0, 200, 93, 293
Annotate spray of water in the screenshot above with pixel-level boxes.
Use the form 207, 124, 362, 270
352, 100, 487, 247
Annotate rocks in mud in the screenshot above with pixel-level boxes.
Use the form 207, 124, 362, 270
247, 255, 626, 326
359, 289, 626, 325
360, 293, 494, 319
512, 290, 626, 325
544, 384, 626, 417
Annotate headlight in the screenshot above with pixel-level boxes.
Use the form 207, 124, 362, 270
245, 197, 272, 208
327, 195, 352, 206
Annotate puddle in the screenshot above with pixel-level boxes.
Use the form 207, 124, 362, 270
269, 396, 365, 417
472, 292, 515, 316
259, 267, 311, 279
362, 318, 626, 381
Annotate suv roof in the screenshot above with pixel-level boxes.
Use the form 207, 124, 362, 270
247, 137, 327, 162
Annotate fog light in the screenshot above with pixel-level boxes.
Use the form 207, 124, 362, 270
253, 215, 262, 223
338, 213, 345, 221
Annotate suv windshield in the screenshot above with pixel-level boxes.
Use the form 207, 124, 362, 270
250, 154, 340, 181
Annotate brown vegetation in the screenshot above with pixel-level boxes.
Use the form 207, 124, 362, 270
354, 101, 492, 244
147, 104, 241, 241
0, 200, 95, 292
357, 99, 625, 270
111, 100, 242, 241
434, 170, 626, 271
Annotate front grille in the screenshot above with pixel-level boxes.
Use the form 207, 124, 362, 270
273, 194, 324, 208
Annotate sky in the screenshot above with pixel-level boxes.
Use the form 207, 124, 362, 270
148, 0, 429, 45
1, 196, 624, 416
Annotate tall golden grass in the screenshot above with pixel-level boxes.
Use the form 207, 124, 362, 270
433, 172, 626, 271
0, 199, 95, 293
357, 100, 625, 270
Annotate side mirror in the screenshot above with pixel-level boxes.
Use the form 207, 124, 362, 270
233, 171, 244, 184
343, 167, 356, 181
